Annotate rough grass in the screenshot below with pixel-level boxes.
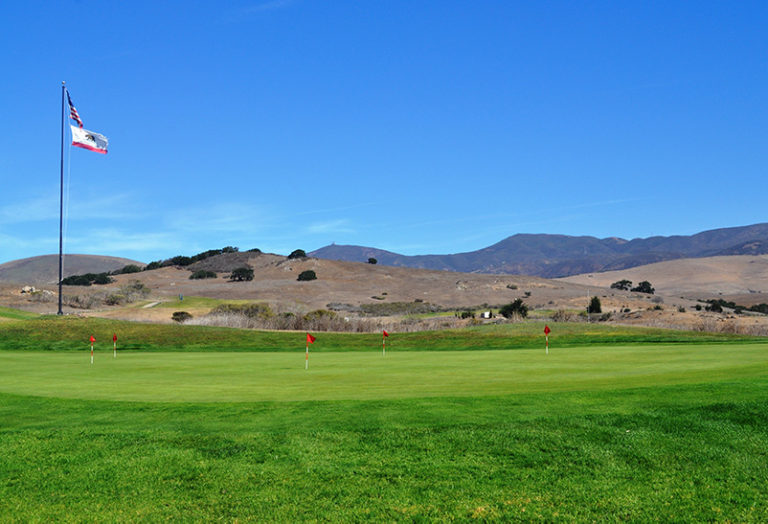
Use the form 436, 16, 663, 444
0, 306, 38, 320
0, 316, 762, 353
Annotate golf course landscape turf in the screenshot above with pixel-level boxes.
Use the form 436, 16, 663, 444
2, 317, 767, 520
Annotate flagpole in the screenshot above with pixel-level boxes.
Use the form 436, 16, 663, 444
58, 81, 66, 315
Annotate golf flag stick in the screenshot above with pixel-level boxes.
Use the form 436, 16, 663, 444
113, 333, 117, 358
382, 330, 389, 356
306, 333, 316, 369
544, 325, 551, 355
89, 335, 95, 364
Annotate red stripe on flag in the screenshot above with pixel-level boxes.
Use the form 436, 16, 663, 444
72, 141, 107, 154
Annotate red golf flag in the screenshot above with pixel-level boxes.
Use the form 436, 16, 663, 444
544, 325, 551, 335
89, 335, 95, 343
383, 330, 389, 337
113, 333, 117, 342
307, 333, 316, 344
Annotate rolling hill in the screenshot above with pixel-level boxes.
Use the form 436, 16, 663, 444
310, 223, 768, 277
0, 254, 145, 284
560, 254, 768, 306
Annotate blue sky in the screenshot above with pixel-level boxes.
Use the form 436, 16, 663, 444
1, 1, 766, 264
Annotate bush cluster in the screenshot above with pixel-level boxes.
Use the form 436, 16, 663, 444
145, 246, 240, 270
61, 273, 114, 286
210, 303, 273, 319
105, 281, 151, 306
189, 270, 217, 280
631, 281, 655, 294
229, 267, 254, 282
297, 270, 317, 281
499, 299, 528, 319
703, 299, 768, 315
172, 311, 193, 323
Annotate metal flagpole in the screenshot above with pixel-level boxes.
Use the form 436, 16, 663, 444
58, 81, 66, 315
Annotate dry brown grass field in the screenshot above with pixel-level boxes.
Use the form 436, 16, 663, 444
1, 252, 767, 334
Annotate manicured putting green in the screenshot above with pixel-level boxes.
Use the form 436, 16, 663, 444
2, 343, 767, 402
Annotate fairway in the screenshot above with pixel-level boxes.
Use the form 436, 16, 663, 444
2, 342, 768, 402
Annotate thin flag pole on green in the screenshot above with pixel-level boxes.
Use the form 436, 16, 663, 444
89, 335, 95, 364
544, 325, 551, 355
382, 330, 389, 356
305, 333, 316, 369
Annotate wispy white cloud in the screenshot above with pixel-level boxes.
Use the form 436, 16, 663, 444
221, 0, 297, 21
242, 0, 297, 14
166, 203, 274, 234
63, 229, 185, 257
0, 193, 139, 224
306, 219, 355, 235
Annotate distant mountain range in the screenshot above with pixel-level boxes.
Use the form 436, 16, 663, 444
309, 223, 768, 278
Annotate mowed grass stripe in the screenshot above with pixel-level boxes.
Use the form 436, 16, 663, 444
2, 342, 767, 402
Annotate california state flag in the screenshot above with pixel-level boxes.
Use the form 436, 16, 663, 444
71, 125, 108, 154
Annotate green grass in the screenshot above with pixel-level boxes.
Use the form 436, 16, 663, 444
154, 296, 257, 309
0, 315, 762, 352
2, 320, 768, 520
1, 343, 767, 402
0, 306, 38, 321
1, 360, 767, 520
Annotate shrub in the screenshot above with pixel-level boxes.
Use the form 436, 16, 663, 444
169, 255, 194, 267
587, 296, 602, 314
706, 302, 723, 313
610, 280, 632, 291
551, 309, 575, 322
92, 273, 113, 285
230, 267, 254, 282
298, 270, 317, 281
104, 294, 125, 306
631, 281, 655, 294
210, 303, 273, 319
117, 264, 142, 274
63, 294, 98, 309
61, 272, 114, 286
288, 249, 307, 259
368, 257, 377, 264
499, 299, 528, 319
189, 270, 217, 280
117, 281, 151, 303
458, 310, 475, 319
144, 261, 163, 271
172, 311, 192, 323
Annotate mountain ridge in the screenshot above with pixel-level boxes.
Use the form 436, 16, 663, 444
310, 223, 768, 277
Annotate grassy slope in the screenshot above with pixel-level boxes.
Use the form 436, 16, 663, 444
1, 379, 767, 521
0, 315, 762, 352
0, 306, 38, 321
